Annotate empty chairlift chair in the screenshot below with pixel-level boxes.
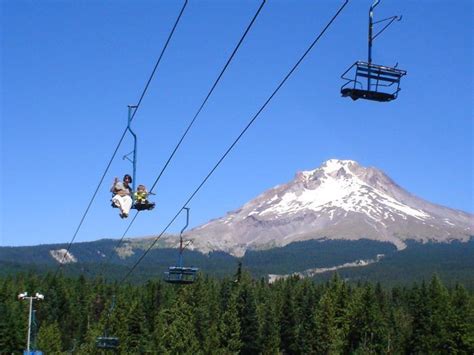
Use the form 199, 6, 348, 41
96, 297, 119, 351
340, 0, 406, 102
164, 207, 199, 285
96, 337, 120, 350
165, 266, 199, 284
341, 61, 406, 102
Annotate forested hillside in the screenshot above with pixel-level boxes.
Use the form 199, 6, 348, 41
1, 270, 473, 354
2, 239, 473, 289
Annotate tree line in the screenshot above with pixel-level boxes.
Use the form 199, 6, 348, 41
1, 268, 473, 354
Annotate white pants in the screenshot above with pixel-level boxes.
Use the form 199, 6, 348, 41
112, 195, 132, 215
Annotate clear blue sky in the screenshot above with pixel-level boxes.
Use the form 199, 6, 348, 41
1, 0, 473, 247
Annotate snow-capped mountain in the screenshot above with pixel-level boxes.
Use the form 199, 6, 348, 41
175, 159, 473, 257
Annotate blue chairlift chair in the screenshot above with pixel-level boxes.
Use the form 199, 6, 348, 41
340, 0, 406, 102
96, 337, 119, 350
341, 61, 406, 102
110, 105, 155, 213
96, 297, 119, 351
164, 207, 199, 285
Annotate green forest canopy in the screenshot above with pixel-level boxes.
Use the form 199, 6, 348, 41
1, 270, 473, 354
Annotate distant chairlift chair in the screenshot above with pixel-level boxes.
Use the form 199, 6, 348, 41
96, 297, 119, 351
340, 0, 406, 102
164, 207, 199, 284
165, 266, 199, 284
96, 336, 120, 351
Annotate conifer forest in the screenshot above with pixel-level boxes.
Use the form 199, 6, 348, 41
1, 269, 473, 354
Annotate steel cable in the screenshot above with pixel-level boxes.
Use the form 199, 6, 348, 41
98, 0, 267, 277
53, 0, 188, 276
120, 0, 350, 283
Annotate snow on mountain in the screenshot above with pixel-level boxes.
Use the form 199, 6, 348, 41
164, 159, 473, 257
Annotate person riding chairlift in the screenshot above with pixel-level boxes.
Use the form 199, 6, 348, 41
111, 174, 133, 218
134, 184, 150, 205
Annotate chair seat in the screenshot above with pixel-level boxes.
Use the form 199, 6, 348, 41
96, 337, 119, 349
341, 88, 395, 102
111, 200, 155, 211
132, 202, 155, 211
164, 266, 198, 284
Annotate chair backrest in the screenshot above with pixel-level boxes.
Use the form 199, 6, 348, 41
164, 267, 198, 284
355, 62, 406, 86
96, 337, 119, 349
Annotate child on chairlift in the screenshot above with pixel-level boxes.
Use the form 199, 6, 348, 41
134, 184, 150, 204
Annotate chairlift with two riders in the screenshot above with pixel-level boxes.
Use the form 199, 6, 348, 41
111, 105, 155, 213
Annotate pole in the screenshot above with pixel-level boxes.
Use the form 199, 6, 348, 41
27, 297, 33, 352
19, 293, 44, 354
179, 208, 190, 268
368, 0, 380, 91
127, 105, 138, 195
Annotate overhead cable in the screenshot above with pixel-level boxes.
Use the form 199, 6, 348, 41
98, 0, 267, 276
120, 0, 350, 283
54, 0, 188, 276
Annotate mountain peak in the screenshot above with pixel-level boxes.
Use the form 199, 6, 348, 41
298, 159, 362, 178
321, 158, 358, 173
296, 159, 358, 183
178, 160, 474, 257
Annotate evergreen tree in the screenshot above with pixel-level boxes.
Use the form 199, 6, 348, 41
327, 274, 351, 351
153, 289, 200, 354
123, 299, 149, 352
279, 279, 300, 354
347, 283, 389, 353
314, 291, 344, 354
37, 321, 63, 353
386, 305, 411, 354
0, 301, 25, 353
293, 279, 313, 354
449, 284, 474, 353
76, 322, 102, 355
260, 300, 280, 355
192, 276, 220, 353
219, 290, 242, 354
428, 275, 455, 352
410, 275, 453, 353
409, 281, 433, 353
237, 280, 261, 355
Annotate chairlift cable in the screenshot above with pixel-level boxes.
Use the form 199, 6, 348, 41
96, 0, 267, 279
148, 0, 267, 193
130, 0, 188, 123
119, 0, 350, 283
53, 0, 188, 277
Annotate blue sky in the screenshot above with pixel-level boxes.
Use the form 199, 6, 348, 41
1, 0, 473, 247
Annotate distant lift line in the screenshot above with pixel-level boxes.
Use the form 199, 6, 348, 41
341, 0, 406, 102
